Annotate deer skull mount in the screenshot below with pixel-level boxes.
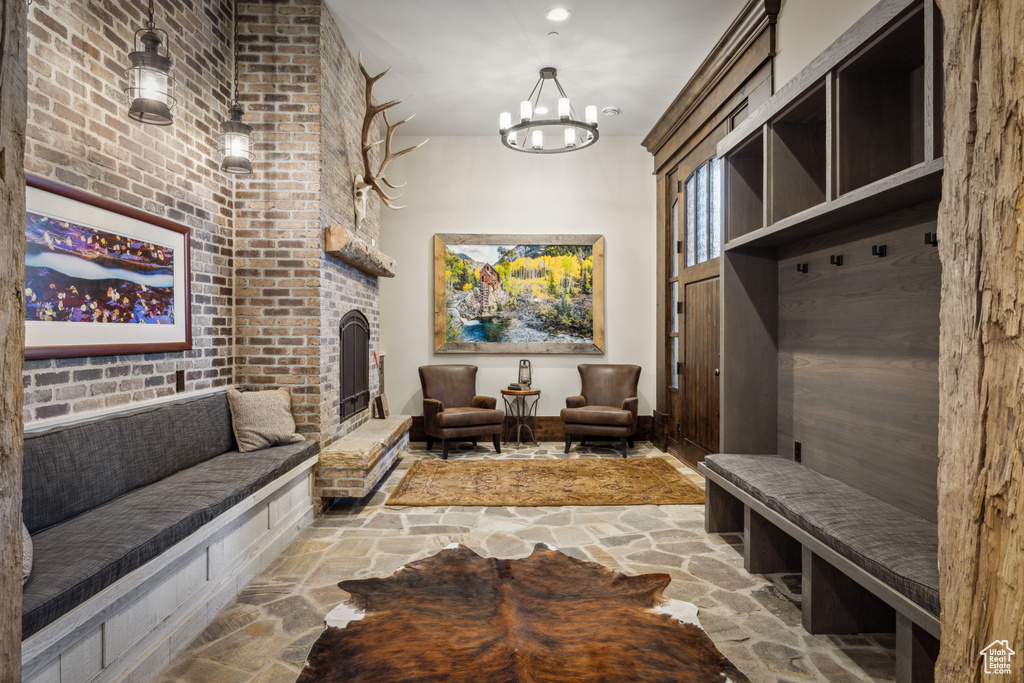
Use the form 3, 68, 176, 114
353, 55, 428, 229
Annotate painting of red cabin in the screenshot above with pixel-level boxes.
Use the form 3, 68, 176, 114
434, 234, 604, 354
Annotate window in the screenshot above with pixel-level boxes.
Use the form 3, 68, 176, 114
339, 310, 370, 421
684, 158, 723, 266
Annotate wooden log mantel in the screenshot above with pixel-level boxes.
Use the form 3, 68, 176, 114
324, 225, 396, 278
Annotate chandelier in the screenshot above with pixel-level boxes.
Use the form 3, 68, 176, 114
498, 67, 599, 154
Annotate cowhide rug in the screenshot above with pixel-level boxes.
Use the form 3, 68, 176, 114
297, 544, 749, 683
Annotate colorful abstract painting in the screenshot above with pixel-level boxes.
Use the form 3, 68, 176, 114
25, 176, 191, 359
26, 213, 175, 325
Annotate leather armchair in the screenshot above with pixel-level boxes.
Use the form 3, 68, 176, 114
560, 364, 641, 457
419, 365, 504, 459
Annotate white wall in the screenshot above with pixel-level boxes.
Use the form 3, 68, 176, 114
775, 0, 880, 87
380, 136, 656, 419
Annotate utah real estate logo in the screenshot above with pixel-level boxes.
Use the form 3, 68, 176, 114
980, 640, 1015, 675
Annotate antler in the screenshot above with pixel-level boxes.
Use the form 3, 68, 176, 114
358, 55, 428, 210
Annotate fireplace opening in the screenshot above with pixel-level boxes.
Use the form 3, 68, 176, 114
340, 310, 370, 421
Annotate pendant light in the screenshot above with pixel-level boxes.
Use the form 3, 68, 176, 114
219, 0, 255, 175
124, 0, 176, 126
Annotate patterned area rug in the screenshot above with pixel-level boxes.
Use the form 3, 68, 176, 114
385, 457, 704, 507
296, 544, 748, 683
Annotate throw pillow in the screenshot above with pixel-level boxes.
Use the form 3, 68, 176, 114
227, 388, 305, 453
22, 522, 33, 585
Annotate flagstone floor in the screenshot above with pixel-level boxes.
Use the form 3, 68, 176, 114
154, 442, 897, 683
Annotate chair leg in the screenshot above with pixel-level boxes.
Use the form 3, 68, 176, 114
472, 438, 478, 446
564, 433, 572, 454
426, 438, 434, 451
628, 436, 635, 448
619, 437, 628, 458
442, 439, 449, 460
580, 439, 587, 447
492, 434, 501, 454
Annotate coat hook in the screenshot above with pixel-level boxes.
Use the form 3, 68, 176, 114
925, 232, 938, 246
797, 263, 808, 273
872, 245, 887, 257
830, 255, 843, 266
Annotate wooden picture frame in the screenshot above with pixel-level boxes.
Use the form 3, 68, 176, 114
24, 175, 192, 359
434, 233, 605, 354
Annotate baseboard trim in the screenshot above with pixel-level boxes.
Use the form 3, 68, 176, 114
409, 415, 653, 443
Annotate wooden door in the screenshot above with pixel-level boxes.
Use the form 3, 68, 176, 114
683, 275, 720, 458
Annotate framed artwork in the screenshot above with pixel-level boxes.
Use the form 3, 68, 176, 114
24, 175, 191, 359
434, 233, 604, 354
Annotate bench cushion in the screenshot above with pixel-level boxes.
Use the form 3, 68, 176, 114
704, 454, 939, 617
22, 439, 317, 638
23, 394, 237, 534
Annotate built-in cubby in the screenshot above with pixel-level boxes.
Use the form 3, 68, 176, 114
724, 130, 764, 241
770, 84, 827, 222
718, 0, 943, 521
838, 5, 926, 194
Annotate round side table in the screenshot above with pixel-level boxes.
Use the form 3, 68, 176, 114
500, 388, 541, 447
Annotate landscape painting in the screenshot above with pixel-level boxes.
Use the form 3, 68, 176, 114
25, 176, 191, 359
434, 234, 604, 354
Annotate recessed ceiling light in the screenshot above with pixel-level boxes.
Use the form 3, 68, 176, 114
546, 7, 571, 21
602, 107, 620, 117
535, 106, 549, 115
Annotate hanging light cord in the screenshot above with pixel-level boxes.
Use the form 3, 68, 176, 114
146, 0, 155, 30
232, 0, 240, 106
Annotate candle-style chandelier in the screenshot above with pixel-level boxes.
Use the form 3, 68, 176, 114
124, 0, 176, 126
219, 0, 255, 174
498, 67, 599, 154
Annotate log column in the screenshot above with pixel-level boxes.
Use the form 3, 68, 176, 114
935, 1, 1024, 680
0, 0, 28, 676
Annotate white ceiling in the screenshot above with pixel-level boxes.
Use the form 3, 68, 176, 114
324, 0, 747, 139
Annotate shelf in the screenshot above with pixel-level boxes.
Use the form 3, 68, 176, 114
770, 84, 827, 223
838, 6, 926, 194
724, 130, 765, 241
725, 157, 942, 251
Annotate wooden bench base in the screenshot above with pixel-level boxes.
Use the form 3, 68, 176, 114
699, 463, 939, 683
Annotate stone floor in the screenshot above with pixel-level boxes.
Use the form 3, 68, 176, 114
154, 442, 897, 683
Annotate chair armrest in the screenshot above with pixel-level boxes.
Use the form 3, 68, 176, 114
621, 397, 638, 424
423, 398, 444, 423
566, 395, 587, 409
471, 395, 497, 410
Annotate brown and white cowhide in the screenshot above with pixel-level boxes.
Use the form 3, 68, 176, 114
297, 543, 749, 683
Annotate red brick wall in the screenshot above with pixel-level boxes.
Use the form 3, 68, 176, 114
23, 0, 235, 423
23, 0, 383, 446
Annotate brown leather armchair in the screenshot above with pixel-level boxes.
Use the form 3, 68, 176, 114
419, 365, 504, 459
561, 364, 641, 458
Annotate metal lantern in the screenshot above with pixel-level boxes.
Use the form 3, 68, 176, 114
519, 359, 532, 387
124, 6, 176, 126
219, 102, 254, 175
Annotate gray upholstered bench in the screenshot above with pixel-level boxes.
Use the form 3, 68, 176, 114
698, 454, 939, 683
21, 392, 319, 683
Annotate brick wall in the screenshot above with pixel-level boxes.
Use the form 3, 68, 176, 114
23, 0, 384, 449
234, 0, 382, 447
23, 0, 236, 423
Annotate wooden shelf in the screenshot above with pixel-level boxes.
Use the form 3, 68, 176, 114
725, 157, 943, 251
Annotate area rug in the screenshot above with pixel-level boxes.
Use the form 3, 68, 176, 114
385, 457, 704, 507
296, 544, 749, 683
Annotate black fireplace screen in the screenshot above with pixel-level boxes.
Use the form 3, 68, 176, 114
340, 310, 370, 420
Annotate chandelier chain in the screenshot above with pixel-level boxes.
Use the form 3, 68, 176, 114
232, 0, 240, 103
146, 0, 154, 30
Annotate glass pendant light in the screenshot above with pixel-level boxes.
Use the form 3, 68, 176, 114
124, 0, 176, 126
219, 0, 254, 175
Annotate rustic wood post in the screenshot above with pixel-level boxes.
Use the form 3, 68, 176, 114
0, 0, 27, 676
935, 0, 1024, 680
